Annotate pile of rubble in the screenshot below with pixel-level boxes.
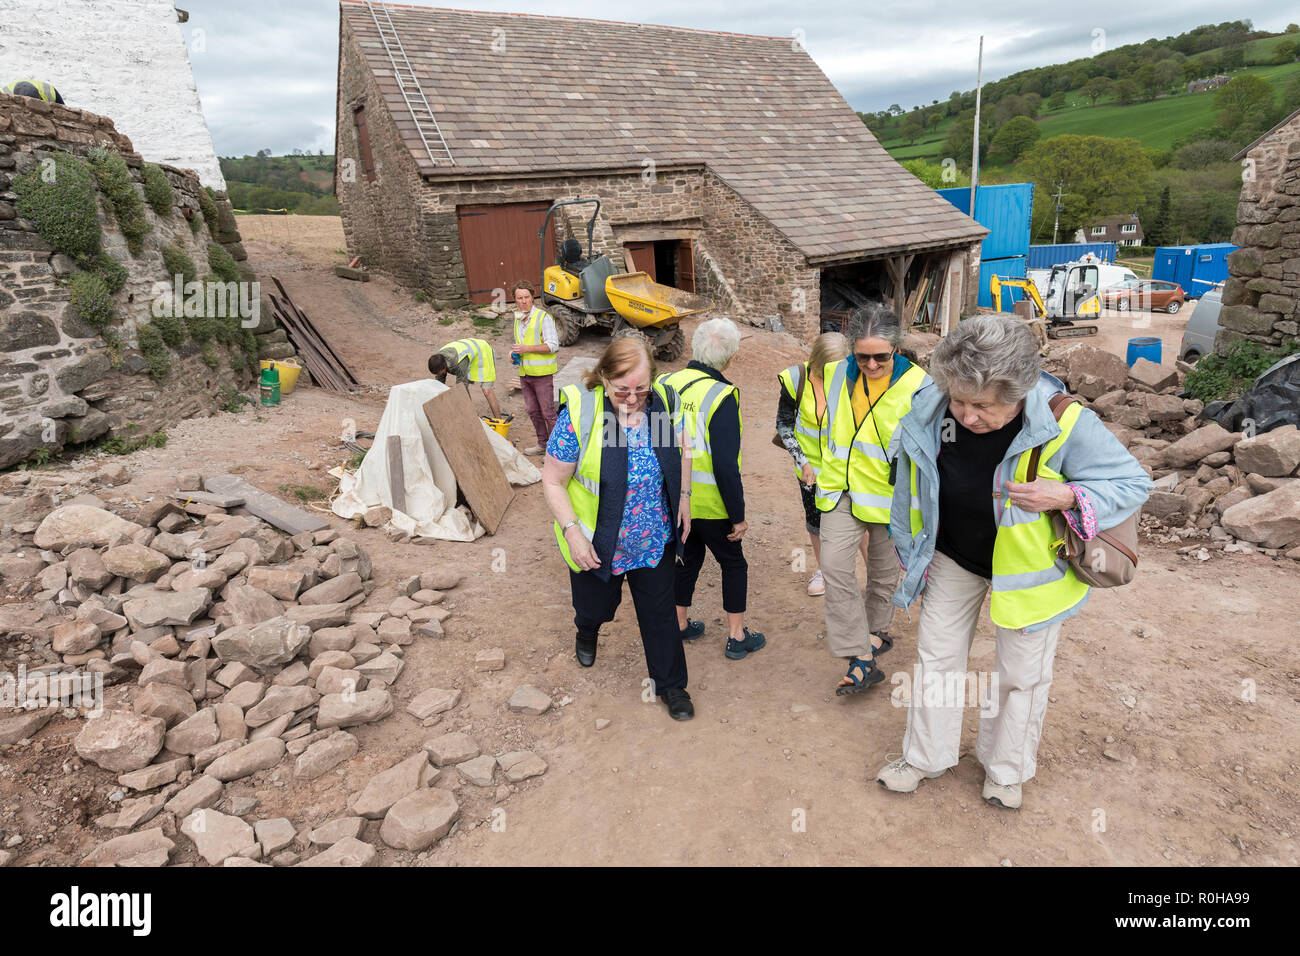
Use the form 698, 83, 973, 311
0, 466, 547, 867
1052, 346, 1300, 561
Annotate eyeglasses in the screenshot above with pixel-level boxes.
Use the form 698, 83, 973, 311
855, 350, 895, 366
608, 385, 650, 399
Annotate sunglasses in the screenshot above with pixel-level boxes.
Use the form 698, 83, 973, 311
855, 350, 895, 365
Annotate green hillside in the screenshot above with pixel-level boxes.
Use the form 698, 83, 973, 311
218, 153, 339, 216
870, 22, 1300, 245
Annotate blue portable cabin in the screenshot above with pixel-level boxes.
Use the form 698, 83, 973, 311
1152, 243, 1236, 298
1027, 242, 1119, 270
937, 183, 1034, 309
937, 183, 1034, 260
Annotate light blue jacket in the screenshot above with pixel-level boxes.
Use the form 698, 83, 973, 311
887, 371, 1153, 631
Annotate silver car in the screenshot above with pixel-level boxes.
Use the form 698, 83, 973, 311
1179, 288, 1223, 363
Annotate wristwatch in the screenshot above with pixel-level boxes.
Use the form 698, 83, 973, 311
561, 520, 577, 532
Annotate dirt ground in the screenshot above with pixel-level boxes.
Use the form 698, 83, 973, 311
6, 219, 1296, 867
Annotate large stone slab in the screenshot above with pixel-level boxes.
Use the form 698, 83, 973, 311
204, 738, 287, 782
211, 616, 311, 672
75, 710, 166, 772
1221, 483, 1300, 549
181, 809, 256, 865
123, 588, 212, 629
1233, 424, 1300, 477
380, 788, 460, 851
316, 689, 393, 729
34, 505, 142, 550
349, 752, 433, 819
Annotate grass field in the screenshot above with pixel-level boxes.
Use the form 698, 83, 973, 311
876, 52, 1300, 162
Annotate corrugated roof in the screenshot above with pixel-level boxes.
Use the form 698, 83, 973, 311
339, 1, 986, 262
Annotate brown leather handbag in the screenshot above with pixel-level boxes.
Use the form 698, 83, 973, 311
1026, 393, 1140, 588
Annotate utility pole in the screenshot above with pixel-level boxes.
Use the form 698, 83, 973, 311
1050, 180, 1068, 244
969, 35, 983, 216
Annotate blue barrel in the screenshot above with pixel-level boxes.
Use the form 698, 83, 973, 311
1126, 337, 1162, 367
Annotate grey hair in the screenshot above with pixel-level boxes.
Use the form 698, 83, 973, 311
691, 317, 741, 370
930, 314, 1041, 404
846, 301, 902, 348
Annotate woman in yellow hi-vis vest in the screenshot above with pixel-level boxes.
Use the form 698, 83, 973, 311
876, 316, 1150, 811
816, 304, 927, 697
510, 280, 559, 456
775, 331, 853, 596
539, 337, 696, 721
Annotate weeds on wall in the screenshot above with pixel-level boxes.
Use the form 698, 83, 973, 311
87, 145, 149, 255
67, 270, 116, 331
1185, 339, 1300, 402
13, 152, 101, 261
141, 162, 174, 217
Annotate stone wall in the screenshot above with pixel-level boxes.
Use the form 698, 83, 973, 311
0, 0, 227, 189
0, 92, 275, 469
1220, 111, 1300, 351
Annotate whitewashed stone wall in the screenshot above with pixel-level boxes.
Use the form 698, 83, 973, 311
0, 0, 225, 189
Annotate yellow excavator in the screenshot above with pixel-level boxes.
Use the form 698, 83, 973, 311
538, 199, 712, 360
990, 257, 1107, 339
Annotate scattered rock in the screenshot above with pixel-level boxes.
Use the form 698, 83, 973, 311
1221, 483, 1300, 549
349, 752, 434, 819
294, 731, 359, 780
407, 687, 460, 720
497, 750, 548, 782
423, 732, 480, 767
474, 647, 505, 671
81, 829, 174, 866
457, 754, 497, 787
1233, 424, 1300, 477
380, 788, 459, 850
165, 775, 224, 817
317, 689, 393, 729
181, 808, 256, 865
508, 685, 552, 716
254, 818, 296, 853
205, 738, 287, 782
212, 616, 311, 672
1127, 358, 1178, 391
33, 505, 142, 551
295, 836, 376, 867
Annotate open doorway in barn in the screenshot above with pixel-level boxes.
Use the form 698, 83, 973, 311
623, 239, 695, 292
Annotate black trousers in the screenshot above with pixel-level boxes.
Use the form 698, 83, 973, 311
675, 517, 748, 614
570, 543, 687, 694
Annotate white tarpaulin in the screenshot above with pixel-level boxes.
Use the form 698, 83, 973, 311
332, 379, 541, 541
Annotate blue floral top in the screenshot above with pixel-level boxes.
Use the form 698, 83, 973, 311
548, 405, 673, 573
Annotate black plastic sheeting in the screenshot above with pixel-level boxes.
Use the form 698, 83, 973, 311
1202, 354, 1300, 433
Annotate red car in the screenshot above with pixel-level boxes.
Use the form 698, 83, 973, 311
1102, 279, 1186, 314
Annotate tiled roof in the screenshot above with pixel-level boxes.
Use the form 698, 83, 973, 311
340, 2, 986, 262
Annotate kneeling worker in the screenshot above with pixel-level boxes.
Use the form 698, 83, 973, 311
428, 338, 504, 420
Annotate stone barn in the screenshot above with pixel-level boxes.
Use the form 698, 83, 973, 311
1223, 107, 1300, 352
334, 1, 986, 339
0, 0, 225, 189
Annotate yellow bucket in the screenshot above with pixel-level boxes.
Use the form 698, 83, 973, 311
260, 359, 302, 394
482, 416, 510, 438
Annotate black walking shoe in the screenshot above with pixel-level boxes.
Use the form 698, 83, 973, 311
680, 619, 705, 641
660, 688, 695, 721
575, 634, 597, 668
725, 628, 767, 660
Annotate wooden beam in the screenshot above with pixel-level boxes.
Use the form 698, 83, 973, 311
386, 435, 407, 516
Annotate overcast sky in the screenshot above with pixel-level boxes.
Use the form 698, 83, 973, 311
183, 0, 1299, 157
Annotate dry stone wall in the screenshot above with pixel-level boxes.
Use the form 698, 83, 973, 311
1221, 111, 1300, 351
0, 92, 289, 470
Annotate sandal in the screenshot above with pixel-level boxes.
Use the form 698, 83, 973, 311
871, 630, 894, 656
835, 655, 885, 696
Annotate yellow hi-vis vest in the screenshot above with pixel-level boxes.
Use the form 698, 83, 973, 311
3, 80, 60, 103
552, 381, 675, 572
815, 361, 926, 527
656, 368, 740, 521
441, 337, 496, 383
778, 362, 822, 480
989, 400, 1091, 629
515, 307, 558, 376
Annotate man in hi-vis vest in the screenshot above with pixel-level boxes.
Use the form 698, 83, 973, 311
510, 280, 559, 456
428, 338, 504, 419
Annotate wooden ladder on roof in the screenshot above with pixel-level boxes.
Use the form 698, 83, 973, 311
365, 1, 454, 168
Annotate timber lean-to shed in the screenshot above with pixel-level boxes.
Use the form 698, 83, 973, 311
334, 1, 987, 339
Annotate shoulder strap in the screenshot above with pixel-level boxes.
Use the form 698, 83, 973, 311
1027, 393, 1079, 482
795, 363, 807, 410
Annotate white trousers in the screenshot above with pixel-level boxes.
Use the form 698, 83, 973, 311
901, 550, 1063, 786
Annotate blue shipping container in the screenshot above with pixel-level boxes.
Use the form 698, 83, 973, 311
1027, 242, 1119, 270
1152, 243, 1236, 298
979, 256, 1026, 310
937, 183, 1035, 261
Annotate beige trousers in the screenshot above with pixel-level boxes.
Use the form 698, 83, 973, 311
820, 496, 898, 659
901, 550, 1063, 786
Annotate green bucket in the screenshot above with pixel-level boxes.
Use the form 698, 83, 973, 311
259, 365, 281, 407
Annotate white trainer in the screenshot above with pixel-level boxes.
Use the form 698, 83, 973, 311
876, 756, 945, 793
982, 776, 1023, 810
807, 569, 825, 596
